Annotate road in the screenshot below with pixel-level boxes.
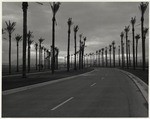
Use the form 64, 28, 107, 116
2, 68, 148, 117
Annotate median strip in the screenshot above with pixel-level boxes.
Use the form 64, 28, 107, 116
3, 69, 95, 95
51, 97, 74, 111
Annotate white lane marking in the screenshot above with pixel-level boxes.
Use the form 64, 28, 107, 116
101, 77, 104, 80
91, 83, 96, 87
51, 97, 74, 111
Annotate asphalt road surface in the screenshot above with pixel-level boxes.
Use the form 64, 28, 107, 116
2, 68, 148, 117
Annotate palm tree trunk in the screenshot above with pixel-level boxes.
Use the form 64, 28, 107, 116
110, 50, 111, 67
113, 47, 115, 67
79, 43, 81, 69
67, 25, 71, 72
28, 45, 30, 72
121, 39, 124, 68
44, 50, 45, 69
41, 49, 43, 69
22, 2, 28, 78
98, 52, 100, 67
132, 26, 135, 69
136, 41, 138, 67
49, 53, 51, 69
82, 49, 84, 69
93, 54, 94, 66
36, 49, 37, 70
86, 56, 88, 67
141, 14, 145, 70
119, 48, 120, 67
52, 16, 55, 74
17, 42, 19, 72
9, 34, 11, 74
90, 55, 92, 67
106, 50, 107, 67
126, 33, 129, 69
122, 42, 125, 68
102, 52, 104, 67
128, 44, 131, 67
74, 32, 77, 70
114, 49, 115, 67
39, 44, 41, 71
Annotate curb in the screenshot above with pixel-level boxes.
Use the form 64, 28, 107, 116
2, 69, 95, 95
118, 69, 148, 103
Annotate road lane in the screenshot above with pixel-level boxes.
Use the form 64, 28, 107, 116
2, 68, 148, 117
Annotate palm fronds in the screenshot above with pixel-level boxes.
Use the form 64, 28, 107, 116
5, 20, 16, 34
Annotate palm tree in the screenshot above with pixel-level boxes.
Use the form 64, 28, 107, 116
5, 20, 16, 74
128, 40, 131, 67
50, 2, 61, 74
38, 38, 44, 71
130, 17, 136, 69
112, 41, 115, 67
124, 25, 130, 69
67, 18, 73, 72
109, 45, 112, 67
15, 34, 22, 72
22, 2, 28, 78
135, 34, 140, 67
27, 31, 34, 72
139, 2, 148, 70
120, 32, 124, 68
34, 43, 38, 70
74, 25, 79, 70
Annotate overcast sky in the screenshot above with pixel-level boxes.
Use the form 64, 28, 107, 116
2, 2, 149, 65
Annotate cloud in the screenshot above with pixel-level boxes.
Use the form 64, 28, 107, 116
2, 2, 149, 64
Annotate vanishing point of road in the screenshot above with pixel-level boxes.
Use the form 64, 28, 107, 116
2, 68, 148, 117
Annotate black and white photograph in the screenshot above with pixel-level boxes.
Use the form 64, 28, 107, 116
2, 1, 149, 117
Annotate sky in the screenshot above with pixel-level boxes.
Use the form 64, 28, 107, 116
2, 2, 149, 65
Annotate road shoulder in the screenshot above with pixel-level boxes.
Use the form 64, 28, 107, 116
117, 69, 148, 103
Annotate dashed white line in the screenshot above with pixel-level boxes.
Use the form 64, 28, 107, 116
101, 77, 104, 80
91, 83, 96, 87
51, 97, 74, 111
